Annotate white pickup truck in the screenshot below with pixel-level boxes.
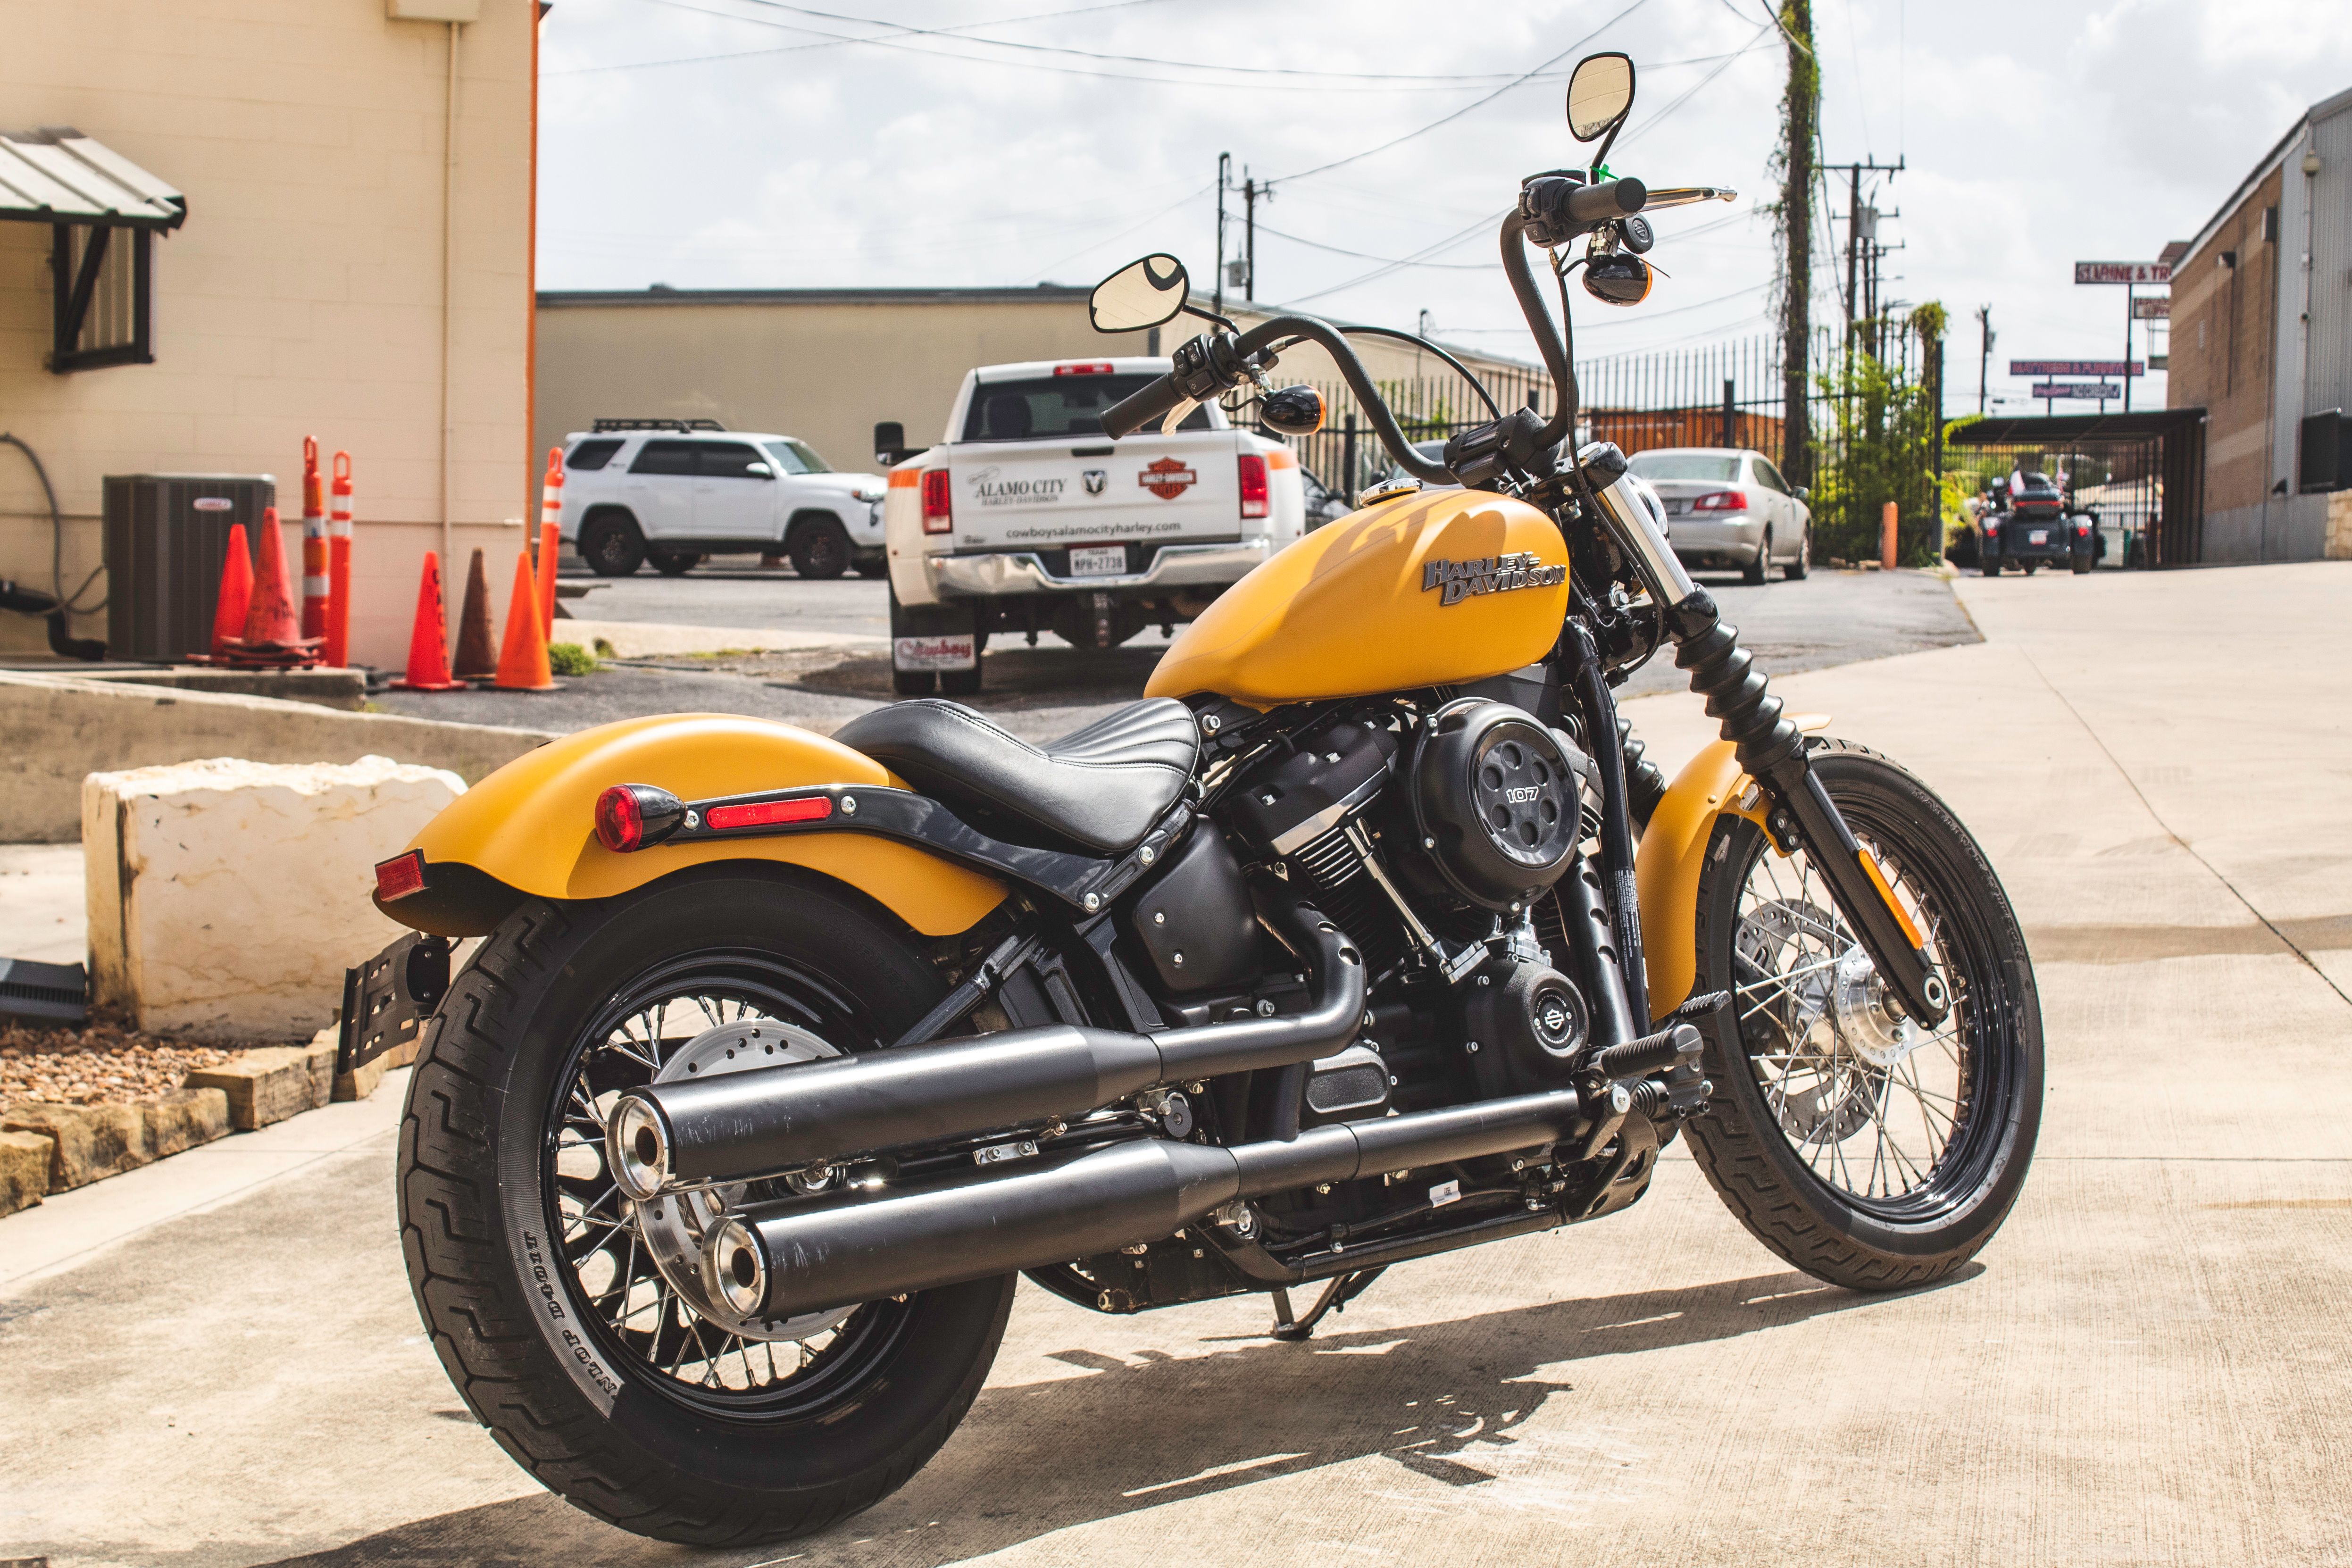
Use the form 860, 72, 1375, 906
882, 357, 1307, 694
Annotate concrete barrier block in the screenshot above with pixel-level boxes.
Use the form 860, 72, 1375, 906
83, 755, 466, 1042
141, 1086, 232, 1157
183, 1048, 315, 1131
0, 1129, 53, 1216
0, 1102, 153, 1191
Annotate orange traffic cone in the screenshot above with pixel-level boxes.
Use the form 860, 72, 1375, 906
451, 548, 498, 681
492, 550, 556, 691
390, 550, 467, 691
215, 507, 324, 667
209, 523, 254, 658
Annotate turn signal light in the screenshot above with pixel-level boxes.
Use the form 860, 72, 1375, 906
1238, 452, 1270, 519
1691, 489, 1749, 512
374, 850, 425, 902
921, 468, 953, 534
706, 795, 833, 831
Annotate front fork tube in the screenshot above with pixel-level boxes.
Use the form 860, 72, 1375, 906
1564, 621, 1651, 1034
1664, 588, 1951, 1028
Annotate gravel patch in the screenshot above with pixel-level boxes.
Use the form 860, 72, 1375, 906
0, 1021, 259, 1109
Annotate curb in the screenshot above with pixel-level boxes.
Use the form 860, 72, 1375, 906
0, 1026, 412, 1218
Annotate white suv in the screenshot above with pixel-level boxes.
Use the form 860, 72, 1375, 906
557, 420, 889, 579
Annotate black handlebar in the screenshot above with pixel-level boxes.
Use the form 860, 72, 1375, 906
1101, 375, 1190, 442
1566, 175, 1646, 223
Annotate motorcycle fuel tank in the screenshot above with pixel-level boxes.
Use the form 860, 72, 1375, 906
1144, 488, 1570, 707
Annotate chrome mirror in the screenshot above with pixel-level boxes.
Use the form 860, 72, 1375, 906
1567, 53, 1635, 142
1089, 254, 1190, 334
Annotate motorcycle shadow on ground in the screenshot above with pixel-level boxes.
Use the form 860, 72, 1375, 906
261, 1262, 1981, 1568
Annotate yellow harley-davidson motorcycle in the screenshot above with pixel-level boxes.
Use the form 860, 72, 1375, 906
367, 54, 2040, 1548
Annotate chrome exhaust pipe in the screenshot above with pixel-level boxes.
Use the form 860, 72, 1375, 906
609, 896, 1364, 1199
706, 1087, 1584, 1318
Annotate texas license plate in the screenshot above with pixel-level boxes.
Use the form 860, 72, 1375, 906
1068, 545, 1127, 576
2028, 529, 2048, 545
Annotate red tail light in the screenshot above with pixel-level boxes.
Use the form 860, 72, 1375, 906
921, 469, 953, 534
707, 796, 833, 831
1238, 453, 1270, 520
1053, 362, 1114, 376
1691, 489, 1748, 512
374, 850, 425, 901
595, 786, 644, 852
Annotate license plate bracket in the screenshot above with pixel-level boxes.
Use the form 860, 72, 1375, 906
1067, 544, 1128, 577
338, 931, 452, 1076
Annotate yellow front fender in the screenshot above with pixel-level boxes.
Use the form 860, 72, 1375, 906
384, 713, 1007, 938
1633, 717, 1825, 1018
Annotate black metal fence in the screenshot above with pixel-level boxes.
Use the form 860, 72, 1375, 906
1944, 411, 2207, 567
1242, 320, 1949, 566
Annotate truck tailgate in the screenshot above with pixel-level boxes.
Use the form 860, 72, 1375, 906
949, 430, 1243, 550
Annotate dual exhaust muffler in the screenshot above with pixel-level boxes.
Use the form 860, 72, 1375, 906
608, 895, 1366, 1201
708, 1086, 1585, 1319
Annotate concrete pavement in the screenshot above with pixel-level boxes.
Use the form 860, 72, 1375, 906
2, 563, 2346, 1567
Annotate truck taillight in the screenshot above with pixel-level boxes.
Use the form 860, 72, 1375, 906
1053, 363, 1114, 376
1691, 489, 1748, 512
921, 469, 953, 534
1238, 453, 1270, 519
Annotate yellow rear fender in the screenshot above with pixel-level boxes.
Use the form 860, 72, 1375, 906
374, 714, 1008, 939
1632, 715, 1827, 1019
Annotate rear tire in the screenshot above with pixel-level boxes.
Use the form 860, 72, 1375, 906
1742, 531, 1770, 586
1681, 742, 2043, 1291
1979, 553, 2003, 577
398, 867, 1015, 1546
649, 550, 703, 577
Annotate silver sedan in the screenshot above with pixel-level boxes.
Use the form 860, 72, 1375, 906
1626, 447, 1811, 583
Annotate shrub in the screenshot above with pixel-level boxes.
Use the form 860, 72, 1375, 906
546, 642, 598, 677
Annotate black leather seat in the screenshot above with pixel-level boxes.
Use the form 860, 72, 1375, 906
834, 698, 1200, 855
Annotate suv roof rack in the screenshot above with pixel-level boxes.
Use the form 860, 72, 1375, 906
590, 417, 727, 433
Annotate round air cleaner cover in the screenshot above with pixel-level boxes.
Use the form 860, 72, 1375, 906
1411, 699, 1582, 908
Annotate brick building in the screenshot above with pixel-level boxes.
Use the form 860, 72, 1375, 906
2168, 84, 2352, 562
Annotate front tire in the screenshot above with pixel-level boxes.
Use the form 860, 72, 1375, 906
1682, 742, 2043, 1291
789, 519, 852, 580
398, 867, 1014, 1546
580, 512, 647, 577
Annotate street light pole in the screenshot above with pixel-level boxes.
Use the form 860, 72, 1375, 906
2122, 282, 2134, 412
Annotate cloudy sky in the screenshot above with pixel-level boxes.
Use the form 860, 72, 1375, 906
538, 0, 2352, 415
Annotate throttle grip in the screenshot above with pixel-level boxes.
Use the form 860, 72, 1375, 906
1566, 177, 1647, 222
1102, 375, 1186, 441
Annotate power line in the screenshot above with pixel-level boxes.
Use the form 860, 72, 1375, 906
1268, 0, 1656, 184
1251, 222, 1502, 271
553, 0, 1176, 77
1267, 209, 1512, 307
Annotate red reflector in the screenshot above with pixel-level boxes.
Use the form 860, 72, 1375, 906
707, 796, 833, 831
1053, 363, 1114, 375
921, 469, 953, 534
1238, 452, 1269, 520
595, 785, 644, 852
1691, 489, 1748, 512
375, 850, 425, 901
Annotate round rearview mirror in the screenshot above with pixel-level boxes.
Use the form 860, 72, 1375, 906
1090, 254, 1190, 334
1567, 52, 1636, 142
1581, 253, 1654, 307
1261, 384, 1326, 437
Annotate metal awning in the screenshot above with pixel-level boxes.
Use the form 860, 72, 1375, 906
0, 127, 184, 231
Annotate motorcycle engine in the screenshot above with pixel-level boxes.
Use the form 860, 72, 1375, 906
1400, 698, 1586, 913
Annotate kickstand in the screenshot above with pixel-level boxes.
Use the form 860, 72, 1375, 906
1268, 1267, 1387, 1341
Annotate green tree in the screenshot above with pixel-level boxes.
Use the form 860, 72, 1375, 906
1811, 304, 1947, 565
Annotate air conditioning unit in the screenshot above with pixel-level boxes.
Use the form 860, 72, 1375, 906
102, 473, 277, 663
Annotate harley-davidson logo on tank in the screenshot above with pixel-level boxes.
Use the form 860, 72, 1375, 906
1421, 551, 1568, 607
1139, 457, 1197, 500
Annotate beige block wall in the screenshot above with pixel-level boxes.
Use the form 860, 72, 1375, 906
533, 296, 1539, 484
0, 0, 537, 669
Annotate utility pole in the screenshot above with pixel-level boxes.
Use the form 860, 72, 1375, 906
1242, 170, 1266, 302
1822, 156, 1903, 356
1977, 304, 1993, 414
1776, 0, 1818, 491
1214, 152, 1231, 316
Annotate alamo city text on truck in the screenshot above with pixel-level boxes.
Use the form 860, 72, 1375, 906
882, 357, 1307, 695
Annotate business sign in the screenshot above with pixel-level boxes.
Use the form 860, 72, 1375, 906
2075, 261, 2172, 285
2011, 359, 2143, 377
2031, 381, 2124, 400
2134, 297, 2171, 319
